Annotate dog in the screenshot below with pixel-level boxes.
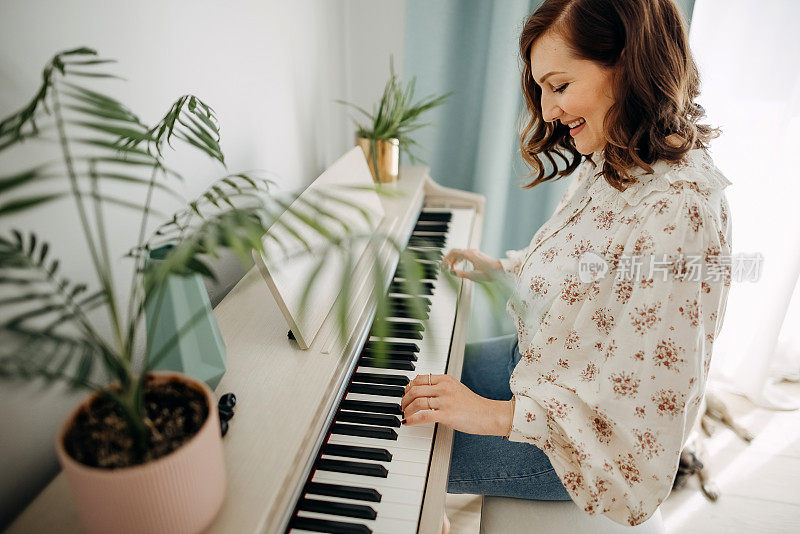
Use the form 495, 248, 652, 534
671, 386, 755, 501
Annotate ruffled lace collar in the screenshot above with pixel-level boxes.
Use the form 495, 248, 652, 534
584, 147, 732, 209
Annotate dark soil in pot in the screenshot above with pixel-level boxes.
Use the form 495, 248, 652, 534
63, 376, 209, 469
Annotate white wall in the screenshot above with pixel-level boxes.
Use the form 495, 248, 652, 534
0, 0, 405, 527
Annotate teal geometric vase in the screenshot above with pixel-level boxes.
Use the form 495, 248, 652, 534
145, 247, 227, 389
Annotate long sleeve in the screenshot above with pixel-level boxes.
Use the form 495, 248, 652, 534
499, 247, 529, 276
507, 180, 731, 526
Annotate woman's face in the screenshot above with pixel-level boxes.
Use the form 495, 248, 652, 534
530, 31, 615, 155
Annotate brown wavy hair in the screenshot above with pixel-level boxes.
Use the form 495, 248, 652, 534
518, 0, 721, 190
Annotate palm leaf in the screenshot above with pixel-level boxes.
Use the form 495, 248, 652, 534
0, 47, 99, 152
0, 326, 103, 390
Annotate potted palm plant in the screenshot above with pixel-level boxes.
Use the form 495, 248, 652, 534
338, 57, 452, 183
0, 47, 429, 534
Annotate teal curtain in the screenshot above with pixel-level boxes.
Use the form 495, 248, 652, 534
403, 0, 695, 341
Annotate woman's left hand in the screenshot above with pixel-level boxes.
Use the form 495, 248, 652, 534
400, 373, 514, 436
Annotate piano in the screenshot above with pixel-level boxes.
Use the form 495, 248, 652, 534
5, 149, 485, 534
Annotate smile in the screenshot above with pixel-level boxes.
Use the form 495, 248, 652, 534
569, 118, 586, 136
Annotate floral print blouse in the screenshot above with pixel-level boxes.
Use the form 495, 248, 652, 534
500, 147, 732, 526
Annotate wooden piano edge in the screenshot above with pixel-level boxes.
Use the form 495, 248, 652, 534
417, 179, 485, 534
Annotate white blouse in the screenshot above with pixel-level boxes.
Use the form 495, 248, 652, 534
500, 147, 732, 526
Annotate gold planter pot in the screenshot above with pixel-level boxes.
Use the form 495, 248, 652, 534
356, 136, 399, 183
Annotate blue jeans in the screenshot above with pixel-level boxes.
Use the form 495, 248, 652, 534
446, 334, 572, 501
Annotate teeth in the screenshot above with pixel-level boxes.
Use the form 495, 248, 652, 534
568, 118, 585, 128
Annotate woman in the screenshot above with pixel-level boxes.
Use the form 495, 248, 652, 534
400, 0, 732, 529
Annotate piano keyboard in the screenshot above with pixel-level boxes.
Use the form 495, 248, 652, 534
288, 207, 475, 534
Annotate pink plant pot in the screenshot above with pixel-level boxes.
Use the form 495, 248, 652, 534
56, 372, 227, 534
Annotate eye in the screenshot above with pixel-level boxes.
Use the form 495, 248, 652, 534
553, 83, 569, 94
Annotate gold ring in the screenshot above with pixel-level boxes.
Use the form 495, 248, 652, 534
428, 373, 432, 386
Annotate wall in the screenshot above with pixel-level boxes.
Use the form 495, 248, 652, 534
0, 0, 405, 527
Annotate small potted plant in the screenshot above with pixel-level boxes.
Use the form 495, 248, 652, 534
0, 47, 426, 534
338, 57, 452, 183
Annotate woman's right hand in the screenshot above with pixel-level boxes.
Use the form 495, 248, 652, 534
441, 248, 503, 281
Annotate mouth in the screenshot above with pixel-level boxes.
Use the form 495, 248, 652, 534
567, 117, 586, 136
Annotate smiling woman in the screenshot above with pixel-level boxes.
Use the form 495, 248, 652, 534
518, 0, 719, 191
403, 0, 732, 531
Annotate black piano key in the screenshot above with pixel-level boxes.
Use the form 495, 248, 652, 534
340, 399, 402, 415
348, 383, 405, 398
322, 443, 393, 462
413, 222, 449, 233
408, 237, 445, 248
389, 295, 432, 307
304, 481, 382, 503
336, 411, 401, 428
290, 515, 372, 534
410, 236, 446, 244
388, 301, 431, 315
408, 234, 445, 248
365, 340, 420, 353
390, 295, 432, 307
387, 320, 425, 333
408, 250, 444, 263
360, 350, 417, 362
388, 305, 429, 321
389, 280, 434, 295
352, 372, 410, 386
359, 357, 415, 371
389, 298, 431, 312
371, 320, 425, 339
331, 423, 398, 441
370, 320, 424, 339
396, 262, 439, 278
298, 498, 377, 520
418, 211, 452, 222
317, 458, 389, 478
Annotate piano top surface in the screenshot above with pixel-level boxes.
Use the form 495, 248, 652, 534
6, 165, 437, 534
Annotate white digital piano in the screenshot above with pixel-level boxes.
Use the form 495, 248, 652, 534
7, 147, 485, 534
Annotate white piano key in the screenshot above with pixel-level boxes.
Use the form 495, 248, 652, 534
334, 418, 434, 442
305, 478, 423, 506
301, 494, 420, 522
327, 433, 432, 453
295, 510, 418, 534
367, 335, 446, 347
353, 367, 418, 379
343, 392, 404, 403
330, 422, 434, 448
325, 436, 430, 464
318, 457, 428, 479
312, 468, 426, 493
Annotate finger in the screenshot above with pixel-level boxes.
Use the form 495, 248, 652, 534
404, 375, 443, 398
407, 373, 444, 389
400, 384, 438, 411
450, 269, 477, 280
441, 250, 462, 269
403, 406, 439, 426
403, 396, 435, 419
462, 249, 479, 261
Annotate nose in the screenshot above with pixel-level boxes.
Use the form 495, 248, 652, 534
540, 92, 563, 123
